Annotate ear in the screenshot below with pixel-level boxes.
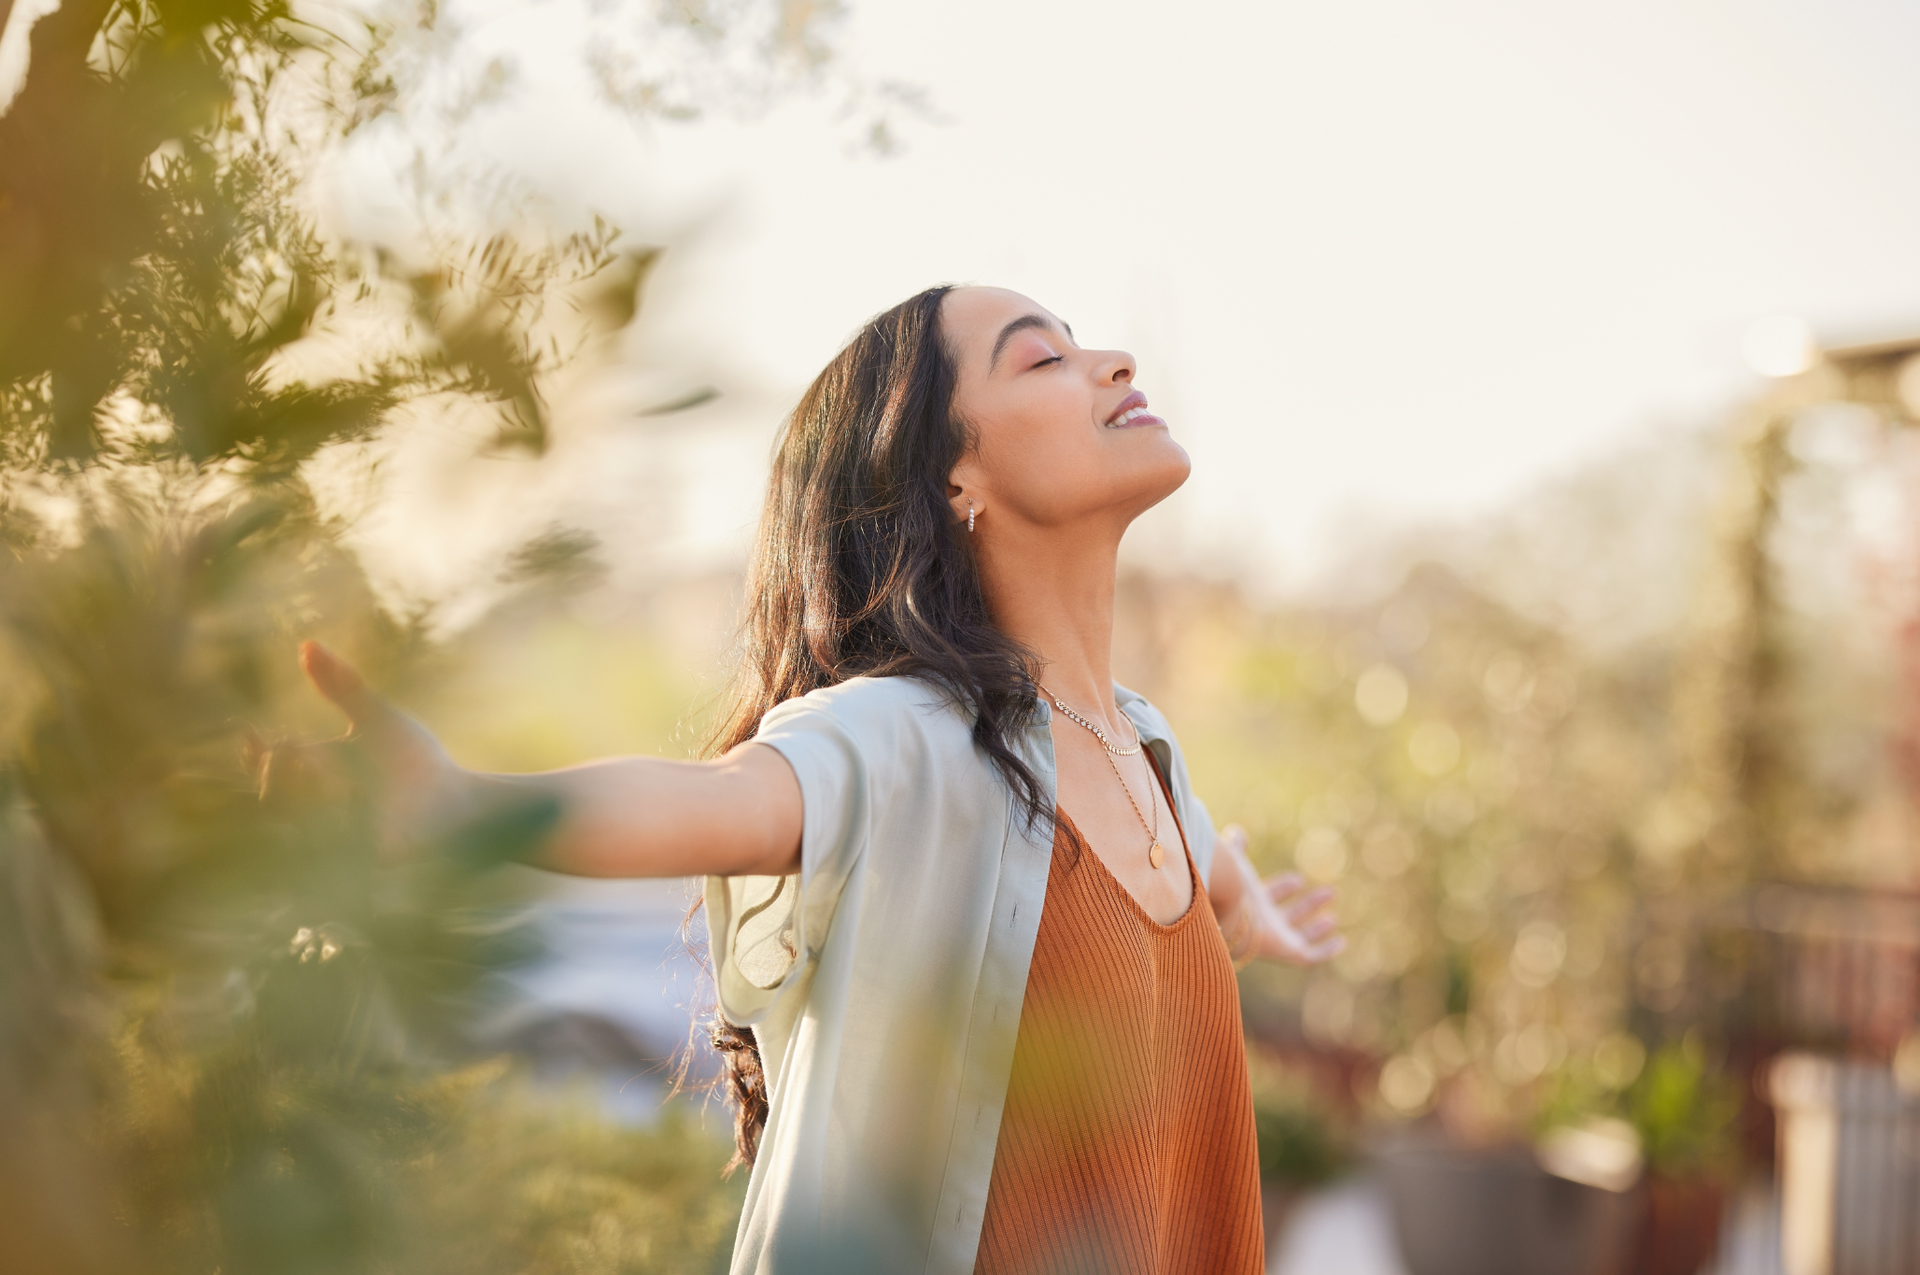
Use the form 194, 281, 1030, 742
947, 460, 983, 527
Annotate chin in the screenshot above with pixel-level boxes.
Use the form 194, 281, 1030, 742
1119, 445, 1191, 515
1146, 438, 1192, 492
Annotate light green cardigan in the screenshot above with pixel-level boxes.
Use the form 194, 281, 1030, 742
705, 675, 1220, 1275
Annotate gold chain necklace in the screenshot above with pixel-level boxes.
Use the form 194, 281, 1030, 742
1041, 685, 1166, 869
1040, 685, 1144, 756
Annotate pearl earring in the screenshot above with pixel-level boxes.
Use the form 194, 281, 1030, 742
967, 499, 976, 533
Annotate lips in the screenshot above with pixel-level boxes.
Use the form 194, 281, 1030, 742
1104, 391, 1161, 428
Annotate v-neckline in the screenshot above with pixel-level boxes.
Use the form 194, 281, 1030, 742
1055, 751, 1199, 930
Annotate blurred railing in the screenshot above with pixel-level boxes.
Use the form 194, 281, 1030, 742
1749, 886, 1920, 1062
1738, 887, 1920, 1275
1768, 1055, 1920, 1275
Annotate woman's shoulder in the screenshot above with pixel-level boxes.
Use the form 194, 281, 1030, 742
1113, 682, 1176, 740
760, 674, 973, 744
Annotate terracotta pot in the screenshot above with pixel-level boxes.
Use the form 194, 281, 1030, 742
1630, 1175, 1723, 1275
1376, 1137, 1638, 1275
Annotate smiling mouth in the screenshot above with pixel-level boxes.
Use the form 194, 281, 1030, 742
1107, 405, 1153, 428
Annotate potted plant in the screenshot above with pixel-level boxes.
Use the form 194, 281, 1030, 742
1619, 1039, 1740, 1275
1248, 1053, 1352, 1252
1375, 1123, 1640, 1275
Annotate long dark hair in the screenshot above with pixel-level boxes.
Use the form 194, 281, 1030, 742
701, 285, 1049, 1173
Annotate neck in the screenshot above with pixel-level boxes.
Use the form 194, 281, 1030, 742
975, 516, 1125, 729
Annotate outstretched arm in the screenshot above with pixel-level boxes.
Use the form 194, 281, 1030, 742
295, 641, 802, 879
477, 748, 802, 878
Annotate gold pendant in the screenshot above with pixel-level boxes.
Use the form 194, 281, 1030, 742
1149, 841, 1165, 869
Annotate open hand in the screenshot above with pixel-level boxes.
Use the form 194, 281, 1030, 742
254, 641, 469, 857
1220, 825, 1344, 966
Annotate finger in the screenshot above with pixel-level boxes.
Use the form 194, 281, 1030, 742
256, 739, 350, 805
1258, 926, 1345, 967
244, 729, 307, 802
240, 725, 270, 791
1221, 824, 1249, 855
1264, 871, 1307, 902
256, 743, 284, 800
1288, 906, 1337, 937
1299, 934, 1346, 964
1285, 888, 1337, 923
1274, 879, 1328, 908
258, 742, 306, 802
1299, 915, 1340, 942
299, 640, 378, 730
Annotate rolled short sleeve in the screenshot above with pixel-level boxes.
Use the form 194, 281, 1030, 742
704, 696, 870, 1026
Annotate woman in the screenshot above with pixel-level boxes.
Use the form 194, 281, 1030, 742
298, 285, 1343, 1275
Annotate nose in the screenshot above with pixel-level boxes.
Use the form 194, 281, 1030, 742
1093, 348, 1135, 385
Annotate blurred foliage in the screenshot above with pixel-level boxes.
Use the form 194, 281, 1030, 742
1129, 564, 1674, 1143
1254, 1102, 1346, 1188
0, 0, 807, 1268
1248, 1050, 1352, 1188
1120, 394, 1910, 1174
1533, 1034, 1740, 1179
103, 1040, 744, 1274
0, 0, 721, 477
1620, 1038, 1742, 1179
0, 441, 753, 1275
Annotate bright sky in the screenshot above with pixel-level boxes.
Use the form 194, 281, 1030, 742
442, 0, 1920, 590
10, 0, 1920, 594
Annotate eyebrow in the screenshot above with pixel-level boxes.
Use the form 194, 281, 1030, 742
988, 313, 1074, 372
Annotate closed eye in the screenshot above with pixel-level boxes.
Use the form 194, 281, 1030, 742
1030, 355, 1064, 370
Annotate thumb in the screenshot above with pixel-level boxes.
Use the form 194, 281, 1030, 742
299, 640, 381, 731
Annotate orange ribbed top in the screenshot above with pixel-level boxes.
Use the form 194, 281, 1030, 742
973, 788, 1264, 1275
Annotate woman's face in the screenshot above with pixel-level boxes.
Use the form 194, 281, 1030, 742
942, 286, 1189, 534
